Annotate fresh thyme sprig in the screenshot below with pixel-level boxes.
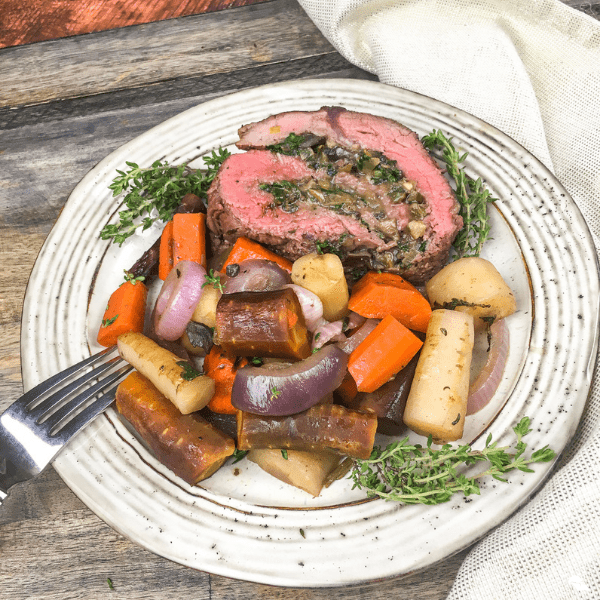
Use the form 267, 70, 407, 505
421, 130, 497, 258
203, 269, 224, 293
350, 417, 555, 505
100, 149, 230, 245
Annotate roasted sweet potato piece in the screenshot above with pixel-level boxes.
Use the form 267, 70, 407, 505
115, 371, 235, 484
237, 403, 377, 460
215, 288, 310, 359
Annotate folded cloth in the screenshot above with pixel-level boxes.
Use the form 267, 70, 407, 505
297, 1, 600, 598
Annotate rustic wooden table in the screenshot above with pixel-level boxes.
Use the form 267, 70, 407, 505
1, 1, 598, 598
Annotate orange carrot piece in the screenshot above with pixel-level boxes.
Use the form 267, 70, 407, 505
204, 345, 248, 415
173, 213, 207, 268
348, 314, 423, 393
97, 280, 148, 347
348, 271, 432, 333
158, 220, 174, 280
221, 237, 293, 274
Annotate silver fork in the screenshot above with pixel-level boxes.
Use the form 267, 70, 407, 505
0, 347, 132, 505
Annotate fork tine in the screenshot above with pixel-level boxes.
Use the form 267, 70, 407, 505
19, 347, 118, 410
27, 355, 123, 422
45, 363, 133, 436
51, 388, 121, 444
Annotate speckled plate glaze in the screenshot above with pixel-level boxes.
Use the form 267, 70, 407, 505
21, 80, 599, 586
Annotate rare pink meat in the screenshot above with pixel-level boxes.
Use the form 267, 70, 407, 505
208, 107, 462, 283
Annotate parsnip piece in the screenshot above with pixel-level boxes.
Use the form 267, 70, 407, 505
248, 449, 341, 497
403, 309, 474, 442
425, 257, 516, 324
117, 332, 215, 414
191, 283, 221, 328
291, 252, 349, 321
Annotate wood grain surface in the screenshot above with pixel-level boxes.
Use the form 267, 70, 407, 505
0, 1, 598, 599
0, 0, 268, 49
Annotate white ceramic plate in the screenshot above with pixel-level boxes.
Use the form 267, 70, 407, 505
21, 80, 599, 586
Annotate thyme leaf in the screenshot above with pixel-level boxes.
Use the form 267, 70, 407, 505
202, 269, 224, 293
102, 315, 118, 327
123, 271, 145, 285
232, 449, 249, 464
350, 417, 555, 505
421, 130, 496, 258
176, 361, 203, 381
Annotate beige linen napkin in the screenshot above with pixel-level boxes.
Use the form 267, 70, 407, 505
297, 1, 600, 598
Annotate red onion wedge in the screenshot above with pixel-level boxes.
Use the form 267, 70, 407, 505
344, 311, 367, 332
153, 260, 207, 341
312, 319, 347, 350
223, 259, 291, 294
467, 319, 509, 415
231, 345, 349, 416
336, 318, 380, 354
284, 284, 324, 331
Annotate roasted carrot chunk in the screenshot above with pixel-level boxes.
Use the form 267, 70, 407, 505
173, 212, 207, 268
204, 345, 248, 415
97, 280, 147, 347
116, 371, 234, 484
348, 314, 423, 393
348, 271, 432, 332
221, 237, 292, 274
159, 214, 207, 280
158, 220, 174, 281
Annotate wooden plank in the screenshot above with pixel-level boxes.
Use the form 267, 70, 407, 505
0, 0, 336, 109
0, 0, 268, 49
0, 52, 374, 130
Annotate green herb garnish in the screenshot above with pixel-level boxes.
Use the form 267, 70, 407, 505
421, 130, 496, 258
102, 315, 118, 327
123, 271, 145, 285
176, 361, 203, 381
281, 449, 289, 460
350, 417, 555, 505
202, 269, 224, 293
107, 578, 114, 590
232, 449, 249, 464
270, 388, 282, 399
100, 149, 230, 245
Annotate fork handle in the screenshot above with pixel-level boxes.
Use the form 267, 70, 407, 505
0, 429, 38, 505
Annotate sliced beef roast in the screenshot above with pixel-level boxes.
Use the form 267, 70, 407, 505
207, 107, 462, 283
